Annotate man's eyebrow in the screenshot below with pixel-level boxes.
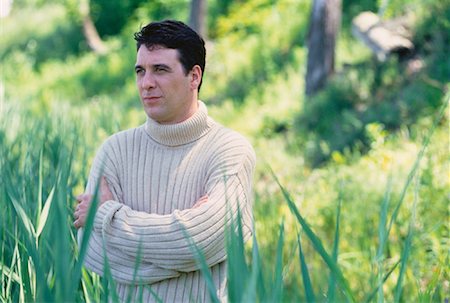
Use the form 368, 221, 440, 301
153, 64, 171, 70
134, 64, 172, 71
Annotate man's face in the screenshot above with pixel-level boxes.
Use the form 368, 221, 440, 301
135, 46, 201, 124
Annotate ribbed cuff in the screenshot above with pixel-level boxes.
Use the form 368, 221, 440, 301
94, 200, 123, 234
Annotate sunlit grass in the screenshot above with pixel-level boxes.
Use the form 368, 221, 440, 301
1, 0, 448, 300
1, 96, 447, 301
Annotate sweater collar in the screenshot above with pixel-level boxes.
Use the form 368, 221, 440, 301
144, 101, 213, 147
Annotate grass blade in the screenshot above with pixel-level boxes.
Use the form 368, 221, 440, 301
364, 259, 401, 303
226, 206, 249, 302
376, 174, 393, 303
3, 242, 21, 294
271, 169, 355, 303
35, 185, 55, 238
143, 284, 164, 303
241, 228, 261, 302
297, 232, 315, 303
327, 183, 343, 302
36, 147, 44, 226
7, 194, 36, 239
254, 229, 267, 300
81, 269, 94, 303
71, 173, 102, 296
182, 228, 220, 303
394, 175, 420, 302
101, 237, 119, 303
385, 101, 447, 242
5, 193, 50, 300
271, 221, 285, 302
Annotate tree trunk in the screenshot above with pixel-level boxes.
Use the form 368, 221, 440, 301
305, 0, 341, 96
189, 0, 207, 38
79, 0, 107, 54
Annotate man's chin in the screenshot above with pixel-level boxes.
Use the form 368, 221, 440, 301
146, 111, 169, 124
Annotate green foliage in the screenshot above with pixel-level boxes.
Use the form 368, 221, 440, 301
0, 103, 132, 302
273, 170, 355, 302
90, 0, 147, 37
0, 4, 85, 63
413, 0, 450, 80
1, 109, 79, 302
296, 47, 447, 166
133, 0, 190, 25
202, 0, 310, 105
1, 0, 448, 301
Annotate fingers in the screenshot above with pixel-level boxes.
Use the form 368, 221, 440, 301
76, 193, 90, 203
73, 193, 92, 229
73, 200, 91, 229
73, 212, 82, 229
74, 176, 113, 229
73, 202, 84, 229
73, 217, 85, 229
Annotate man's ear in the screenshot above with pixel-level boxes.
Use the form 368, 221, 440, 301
190, 65, 202, 90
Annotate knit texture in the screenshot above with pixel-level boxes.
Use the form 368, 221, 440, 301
78, 101, 256, 302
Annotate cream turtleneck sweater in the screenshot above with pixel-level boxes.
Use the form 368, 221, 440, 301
79, 101, 256, 302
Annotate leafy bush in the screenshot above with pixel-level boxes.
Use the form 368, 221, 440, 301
0, 4, 85, 65
296, 52, 447, 166
203, 0, 310, 104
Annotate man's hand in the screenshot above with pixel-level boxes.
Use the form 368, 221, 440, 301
73, 192, 92, 229
73, 176, 114, 229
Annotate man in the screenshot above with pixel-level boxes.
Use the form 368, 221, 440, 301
73, 20, 256, 302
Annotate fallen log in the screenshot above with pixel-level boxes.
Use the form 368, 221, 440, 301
352, 11, 414, 61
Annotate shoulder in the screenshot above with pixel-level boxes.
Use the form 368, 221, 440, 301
101, 125, 144, 150
205, 123, 256, 175
216, 126, 255, 156
206, 120, 255, 156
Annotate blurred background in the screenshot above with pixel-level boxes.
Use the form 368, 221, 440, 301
0, 0, 448, 302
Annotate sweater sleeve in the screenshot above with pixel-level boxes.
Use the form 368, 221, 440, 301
93, 143, 256, 273
78, 137, 181, 284
81, 227, 181, 284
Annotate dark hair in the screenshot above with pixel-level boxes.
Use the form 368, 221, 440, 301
134, 20, 206, 91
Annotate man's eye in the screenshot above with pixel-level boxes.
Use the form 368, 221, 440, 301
135, 68, 144, 75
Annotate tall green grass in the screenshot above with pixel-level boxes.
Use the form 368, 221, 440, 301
1, 98, 448, 302
0, 104, 114, 302
173, 101, 448, 302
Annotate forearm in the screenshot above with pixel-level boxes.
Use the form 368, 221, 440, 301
94, 173, 253, 272
79, 229, 181, 285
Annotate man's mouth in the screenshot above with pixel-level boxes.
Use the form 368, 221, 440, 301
143, 96, 161, 103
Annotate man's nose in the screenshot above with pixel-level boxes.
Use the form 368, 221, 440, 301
141, 72, 156, 89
